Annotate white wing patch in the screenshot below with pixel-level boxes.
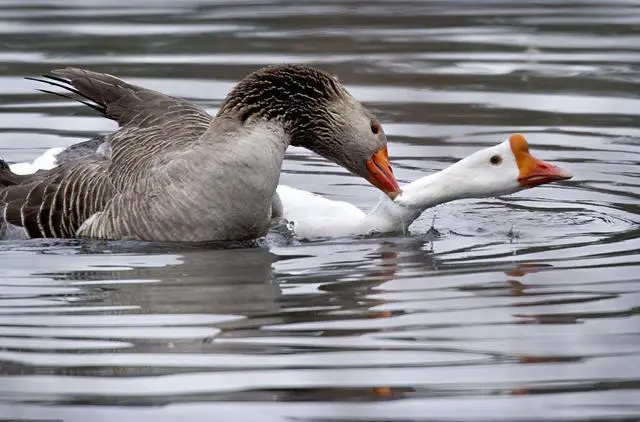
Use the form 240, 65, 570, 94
9, 147, 65, 175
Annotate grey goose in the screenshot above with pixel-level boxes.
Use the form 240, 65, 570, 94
0, 64, 401, 242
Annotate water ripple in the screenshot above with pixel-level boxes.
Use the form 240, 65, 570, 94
0, 0, 638, 421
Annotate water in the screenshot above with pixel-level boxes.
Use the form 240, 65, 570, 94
0, 1, 639, 420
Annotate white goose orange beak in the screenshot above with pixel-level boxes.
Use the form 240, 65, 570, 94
510, 134, 573, 188
366, 146, 401, 198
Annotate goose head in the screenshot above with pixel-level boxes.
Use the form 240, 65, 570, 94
395, 134, 573, 209
217, 64, 401, 198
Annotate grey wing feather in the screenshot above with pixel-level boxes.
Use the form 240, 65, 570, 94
48, 68, 211, 128
0, 68, 218, 239
34, 68, 214, 188
0, 159, 115, 238
54, 135, 107, 164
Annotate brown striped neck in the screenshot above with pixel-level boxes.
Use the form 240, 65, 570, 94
216, 64, 349, 148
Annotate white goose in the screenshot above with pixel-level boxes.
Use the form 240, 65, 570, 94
9, 134, 572, 239
274, 134, 571, 238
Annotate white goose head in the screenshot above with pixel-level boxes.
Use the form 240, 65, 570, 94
273, 133, 573, 238
395, 134, 573, 210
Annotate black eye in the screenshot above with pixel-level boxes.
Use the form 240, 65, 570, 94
490, 155, 502, 165
371, 121, 381, 135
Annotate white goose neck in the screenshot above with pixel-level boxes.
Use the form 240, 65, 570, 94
362, 163, 474, 233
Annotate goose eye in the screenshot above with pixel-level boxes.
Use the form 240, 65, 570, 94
370, 121, 381, 135
490, 155, 502, 165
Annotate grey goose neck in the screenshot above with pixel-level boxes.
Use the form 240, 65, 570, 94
0, 64, 363, 242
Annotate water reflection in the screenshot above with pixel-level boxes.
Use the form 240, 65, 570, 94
0, 0, 639, 421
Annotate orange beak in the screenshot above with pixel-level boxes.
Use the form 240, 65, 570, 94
366, 147, 401, 198
510, 134, 573, 188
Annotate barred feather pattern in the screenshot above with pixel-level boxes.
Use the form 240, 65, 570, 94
0, 159, 114, 238
0, 69, 215, 239
46, 68, 213, 190
105, 104, 211, 189
0, 63, 376, 241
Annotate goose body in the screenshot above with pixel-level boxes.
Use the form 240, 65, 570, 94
7, 134, 572, 240
0, 65, 400, 242
274, 134, 571, 238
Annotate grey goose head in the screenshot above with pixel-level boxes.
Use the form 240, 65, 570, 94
217, 64, 401, 198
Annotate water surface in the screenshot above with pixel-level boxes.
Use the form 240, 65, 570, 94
0, 1, 639, 421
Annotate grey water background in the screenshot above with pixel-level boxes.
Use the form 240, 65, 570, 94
0, 1, 639, 421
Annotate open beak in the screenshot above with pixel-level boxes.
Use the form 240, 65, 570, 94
510, 134, 573, 188
366, 147, 401, 198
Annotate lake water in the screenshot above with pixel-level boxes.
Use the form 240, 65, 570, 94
0, 1, 639, 421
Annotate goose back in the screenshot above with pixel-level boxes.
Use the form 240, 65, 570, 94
38, 69, 213, 189
0, 68, 221, 240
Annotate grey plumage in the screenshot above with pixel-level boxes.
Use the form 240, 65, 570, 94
54, 135, 108, 163
2, 67, 213, 240
0, 64, 389, 242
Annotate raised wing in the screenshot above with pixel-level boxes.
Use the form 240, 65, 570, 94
1, 68, 216, 239
31, 68, 213, 189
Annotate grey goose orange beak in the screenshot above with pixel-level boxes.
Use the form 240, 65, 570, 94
510, 134, 573, 188
366, 147, 401, 199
